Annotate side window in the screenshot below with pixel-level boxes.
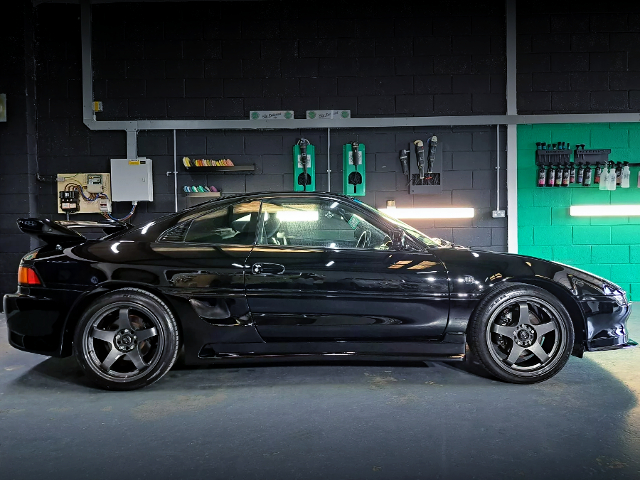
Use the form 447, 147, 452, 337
182, 200, 262, 245
258, 199, 390, 249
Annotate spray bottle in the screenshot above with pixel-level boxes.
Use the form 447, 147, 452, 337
537, 164, 546, 187
583, 162, 592, 186
621, 162, 630, 188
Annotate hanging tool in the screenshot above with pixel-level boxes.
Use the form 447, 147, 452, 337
427, 135, 437, 174
414, 140, 425, 184
399, 149, 410, 177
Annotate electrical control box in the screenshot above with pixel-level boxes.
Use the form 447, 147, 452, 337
110, 158, 154, 202
59, 191, 79, 213
57, 173, 112, 214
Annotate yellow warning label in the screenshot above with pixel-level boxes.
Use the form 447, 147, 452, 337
128, 160, 140, 165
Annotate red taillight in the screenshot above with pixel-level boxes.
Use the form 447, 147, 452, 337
18, 266, 41, 286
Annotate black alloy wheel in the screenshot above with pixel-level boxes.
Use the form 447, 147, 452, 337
73, 288, 179, 390
468, 283, 574, 384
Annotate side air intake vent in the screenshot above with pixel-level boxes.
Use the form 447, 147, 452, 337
158, 221, 191, 242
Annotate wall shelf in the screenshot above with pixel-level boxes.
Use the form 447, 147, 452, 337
184, 191, 221, 207
184, 165, 255, 173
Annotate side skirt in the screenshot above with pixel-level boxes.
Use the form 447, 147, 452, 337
190, 337, 466, 365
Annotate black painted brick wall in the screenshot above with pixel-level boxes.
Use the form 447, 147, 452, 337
89, 1, 507, 120
517, 2, 640, 114
0, 1, 32, 296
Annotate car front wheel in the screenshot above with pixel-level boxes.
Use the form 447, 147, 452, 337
468, 283, 574, 384
73, 288, 179, 390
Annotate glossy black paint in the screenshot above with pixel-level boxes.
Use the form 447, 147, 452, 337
3, 192, 634, 365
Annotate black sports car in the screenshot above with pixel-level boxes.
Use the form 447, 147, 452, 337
3, 192, 635, 390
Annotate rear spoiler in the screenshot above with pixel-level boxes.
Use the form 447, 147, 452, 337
17, 218, 133, 245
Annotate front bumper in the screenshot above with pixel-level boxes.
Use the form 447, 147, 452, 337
580, 297, 635, 351
3, 292, 67, 357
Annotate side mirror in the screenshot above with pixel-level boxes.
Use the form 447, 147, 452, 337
390, 229, 407, 250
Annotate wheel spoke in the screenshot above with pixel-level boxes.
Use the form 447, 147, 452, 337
533, 322, 557, 337
505, 345, 525, 366
528, 342, 550, 364
125, 348, 148, 371
491, 324, 516, 337
517, 302, 530, 325
135, 327, 158, 343
91, 327, 116, 344
114, 307, 133, 330
101, 348, 124, 371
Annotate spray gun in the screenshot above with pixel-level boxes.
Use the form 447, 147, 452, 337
427, 135, 437, 174
297, 138, 310, 191
399, 149, 410, 176
348, 142, 363, 193
414, 140, 425, 184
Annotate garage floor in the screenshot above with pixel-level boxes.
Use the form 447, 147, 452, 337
1, 312, 640, 480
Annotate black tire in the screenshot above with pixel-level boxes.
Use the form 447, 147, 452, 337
467, 283, 574, 384
73, 288, 179, 390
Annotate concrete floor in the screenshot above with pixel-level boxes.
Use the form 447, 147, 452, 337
1, 313, 640, 480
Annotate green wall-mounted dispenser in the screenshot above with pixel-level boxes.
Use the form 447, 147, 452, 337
293, 138, 316, 192
343, 142, 366, 196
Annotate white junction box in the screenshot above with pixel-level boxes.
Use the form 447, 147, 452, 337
110, 158, 153, 202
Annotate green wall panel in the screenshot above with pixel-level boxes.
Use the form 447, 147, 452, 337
518, 123, 640, 300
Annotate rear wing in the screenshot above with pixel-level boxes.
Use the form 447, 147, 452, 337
16, 218, 133, 245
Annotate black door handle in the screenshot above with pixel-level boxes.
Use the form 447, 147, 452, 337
251, 263, 285, 275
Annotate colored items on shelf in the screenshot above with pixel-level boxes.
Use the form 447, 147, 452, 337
183, 185, 219, 193
183, 157, 234, 167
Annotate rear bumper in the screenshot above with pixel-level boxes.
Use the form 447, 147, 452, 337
3, 292, 66, 357
580, 298, 634, 351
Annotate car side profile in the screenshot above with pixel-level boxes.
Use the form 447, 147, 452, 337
3, 192, 635, 390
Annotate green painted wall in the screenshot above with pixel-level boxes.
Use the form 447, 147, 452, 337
518, 123, 640, 300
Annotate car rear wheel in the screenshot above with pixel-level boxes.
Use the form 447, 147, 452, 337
73, 288, 179, 390
468, 283, 574, 384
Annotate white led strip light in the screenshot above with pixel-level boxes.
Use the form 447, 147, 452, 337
380, 208, 475, 219
570, 205, 640, 217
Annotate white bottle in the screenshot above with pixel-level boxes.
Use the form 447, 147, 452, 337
608, 166, 617, 191
621, 163, 630, 188
599, 166, 608, 190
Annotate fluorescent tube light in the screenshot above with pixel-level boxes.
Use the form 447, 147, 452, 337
276, 210, 319, 222
570, 205, 640, 217
380, 207, 475, 219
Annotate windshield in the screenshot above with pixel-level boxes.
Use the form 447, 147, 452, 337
353, 200, 442, 247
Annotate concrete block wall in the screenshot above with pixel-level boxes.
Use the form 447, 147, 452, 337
0, 1, 34, 295
518, 123, 640, 300
518, 3, 640, 114
90, 1, 507, 120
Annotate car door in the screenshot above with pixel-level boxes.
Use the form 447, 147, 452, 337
244, 196, 449, 343
154, 199, 264, 350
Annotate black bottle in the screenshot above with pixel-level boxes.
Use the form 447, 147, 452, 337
594, 162, 602, 184
562, 164, 570, 186
583, 162, 592, 186
537, 165, 546, 187
547, 166, 556, 187
616, 162, 622, 185
555, 164, 563, 186
577, 162, 584, 184
569, 162, 576, 183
